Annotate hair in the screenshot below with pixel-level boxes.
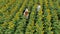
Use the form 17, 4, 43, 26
37, 3, 40, 5
25, 7, 28, 9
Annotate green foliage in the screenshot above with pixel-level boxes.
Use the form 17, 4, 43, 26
0, 0, 60, 34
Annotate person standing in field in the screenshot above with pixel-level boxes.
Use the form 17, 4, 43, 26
37, 3, 41, 11
24, 8, 29, 19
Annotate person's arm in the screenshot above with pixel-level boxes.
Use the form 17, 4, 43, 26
24, 12, 25, 15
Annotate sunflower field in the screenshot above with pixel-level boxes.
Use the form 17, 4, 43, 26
0, 0, 60, 34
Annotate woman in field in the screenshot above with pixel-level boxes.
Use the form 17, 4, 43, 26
24, 8, 29, 19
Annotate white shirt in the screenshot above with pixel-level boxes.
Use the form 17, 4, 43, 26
37, 5, 41, 11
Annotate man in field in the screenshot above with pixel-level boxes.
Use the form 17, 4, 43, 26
24, 8, 29, 19
37, 3, 41, 11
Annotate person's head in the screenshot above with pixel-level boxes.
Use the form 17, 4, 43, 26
26, 7, 28, 9
37, 3, 40, 5
25, 8, 28, 12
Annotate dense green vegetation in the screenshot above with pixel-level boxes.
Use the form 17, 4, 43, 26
0, 0, 60, 34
